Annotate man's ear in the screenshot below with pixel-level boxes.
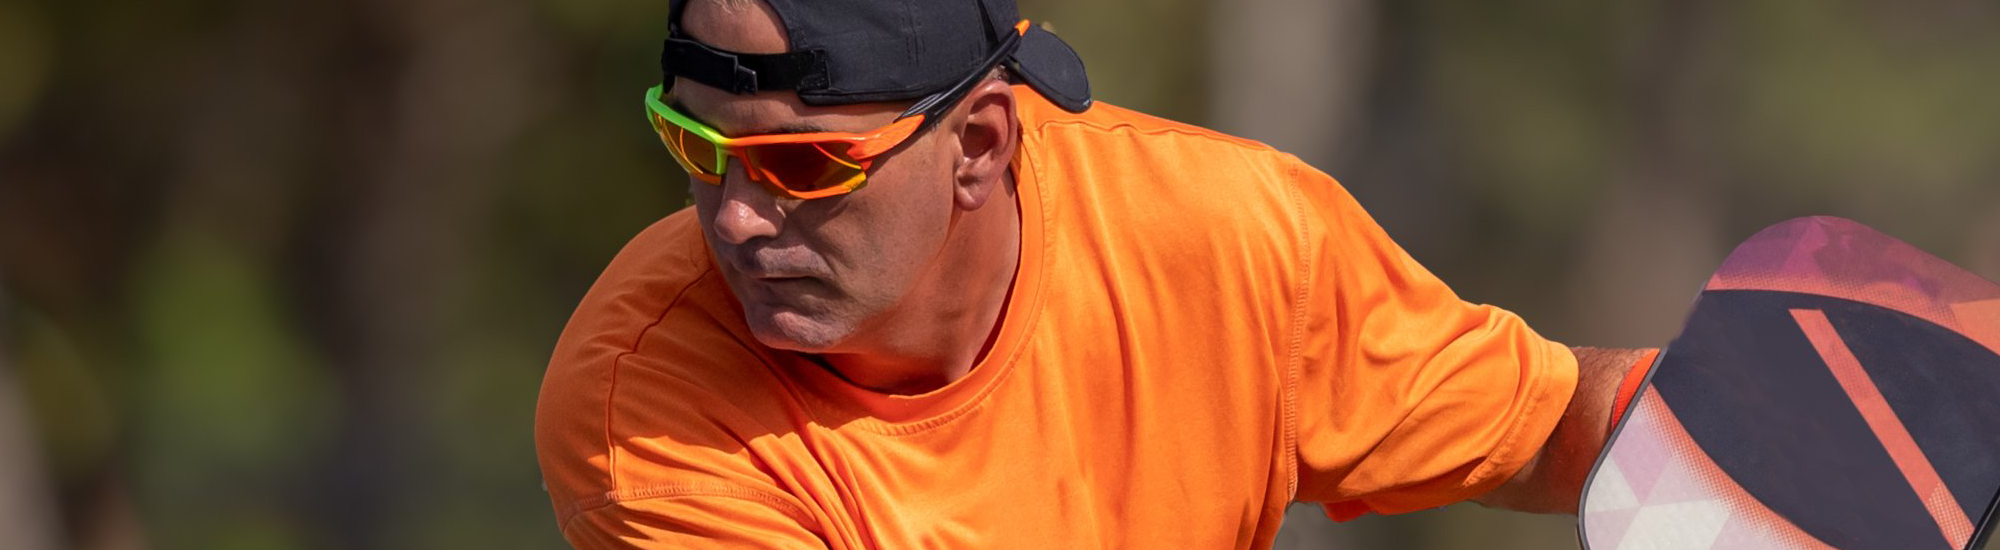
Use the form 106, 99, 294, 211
950, 76, 1018, 210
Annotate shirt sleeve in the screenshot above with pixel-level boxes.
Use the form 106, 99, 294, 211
563, 493, 829, 550
1283, 159, 1579, 518
539, 346, 834, 549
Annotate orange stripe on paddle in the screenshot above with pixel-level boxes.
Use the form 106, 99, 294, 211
1790, 308, 1975, 549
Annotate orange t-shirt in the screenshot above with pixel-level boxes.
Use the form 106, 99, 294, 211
535, 86, 1579, 549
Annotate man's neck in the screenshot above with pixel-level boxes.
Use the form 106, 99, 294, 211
813, 175, 1023, 395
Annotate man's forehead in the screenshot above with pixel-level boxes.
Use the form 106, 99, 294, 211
680, 0, 789, 55
668, 71, 901, 138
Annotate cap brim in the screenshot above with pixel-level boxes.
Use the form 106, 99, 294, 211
1011, 25, 1092, 113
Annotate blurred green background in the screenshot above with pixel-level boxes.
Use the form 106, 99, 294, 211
1, 0, 1996, 548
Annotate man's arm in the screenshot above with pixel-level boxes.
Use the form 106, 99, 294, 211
1474, 346, 1657, 514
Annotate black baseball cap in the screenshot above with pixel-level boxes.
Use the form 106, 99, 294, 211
660, 0, 1092, 114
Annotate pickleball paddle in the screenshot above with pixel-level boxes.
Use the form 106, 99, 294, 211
1580, 216, 2000, 550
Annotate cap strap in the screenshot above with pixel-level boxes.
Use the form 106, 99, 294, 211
659, 33, 829, 95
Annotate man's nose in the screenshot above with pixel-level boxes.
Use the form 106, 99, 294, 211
710, 158, 788, 245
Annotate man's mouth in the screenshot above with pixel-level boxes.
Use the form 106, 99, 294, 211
721, 244, 830, 286
732, 265, 828, 289
730, 253, 824, 281
736, 266, 817, 280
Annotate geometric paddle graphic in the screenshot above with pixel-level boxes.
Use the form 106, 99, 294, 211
1581, 217, 2000, 550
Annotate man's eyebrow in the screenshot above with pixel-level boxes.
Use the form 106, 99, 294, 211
665, 97, 712, 128
666, 96, 830, 136
772, 122, 830, 134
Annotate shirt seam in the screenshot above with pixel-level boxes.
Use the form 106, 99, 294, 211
1029, 117, 1279, 155
1280, 159, 1312, 502
559, 481, 821, 538
597, 262, 716, 513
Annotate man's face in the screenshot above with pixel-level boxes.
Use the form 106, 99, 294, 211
676, 0, 962, 353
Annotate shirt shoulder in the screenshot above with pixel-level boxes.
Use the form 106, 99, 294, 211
1018, 95, 1293, 182
1018, 91, 1323, 221
534, 209, 810, 530
1016, 92, 1325, 296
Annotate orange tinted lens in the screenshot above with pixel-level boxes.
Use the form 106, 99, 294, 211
652, 113, 724, 179
674, 127, 725, 177
746, 142, 866, 193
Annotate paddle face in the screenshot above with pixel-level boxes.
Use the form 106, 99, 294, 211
1580, 216, 2000, 550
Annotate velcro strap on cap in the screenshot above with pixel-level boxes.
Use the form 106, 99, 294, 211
660, 33, 829, 95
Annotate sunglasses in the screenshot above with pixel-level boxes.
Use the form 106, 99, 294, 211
647, 20, 1028, 200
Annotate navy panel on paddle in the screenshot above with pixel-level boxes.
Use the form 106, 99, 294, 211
1829, 301, 2000, 530
1654, 289, 2000, 550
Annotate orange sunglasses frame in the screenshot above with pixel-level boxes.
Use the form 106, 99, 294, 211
645, 89, 925, 199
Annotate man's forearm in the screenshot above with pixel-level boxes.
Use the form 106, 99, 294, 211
1475, 346, 1656, 514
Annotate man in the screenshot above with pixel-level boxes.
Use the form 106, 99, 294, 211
535, 0, 1657, 547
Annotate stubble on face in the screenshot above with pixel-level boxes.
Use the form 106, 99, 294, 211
678, 0, 959, 355
710, 135, 956, 354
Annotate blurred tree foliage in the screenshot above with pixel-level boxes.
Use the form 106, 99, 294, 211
0, 0, 1995, 549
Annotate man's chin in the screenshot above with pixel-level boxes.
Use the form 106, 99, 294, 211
745, 308, 851, 353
